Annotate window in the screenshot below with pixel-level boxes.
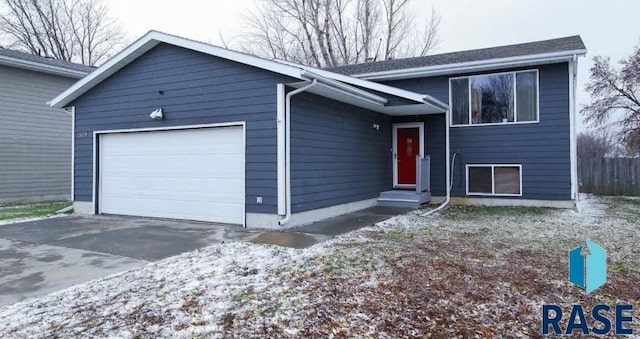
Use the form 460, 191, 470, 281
466, 165, 522, 196
450, 70, 538, 126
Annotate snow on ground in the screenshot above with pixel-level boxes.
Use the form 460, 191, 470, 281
0, 195, 639, 337
0, 214, 68, 226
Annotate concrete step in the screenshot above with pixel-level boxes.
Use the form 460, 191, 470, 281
377, 190, 431, 208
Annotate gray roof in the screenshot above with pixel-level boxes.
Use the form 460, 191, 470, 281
328, 35, 586, 75
0, 47, 95, 74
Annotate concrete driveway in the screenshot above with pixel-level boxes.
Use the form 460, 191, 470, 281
0, 215, 261, 306
0, 206, 408, 307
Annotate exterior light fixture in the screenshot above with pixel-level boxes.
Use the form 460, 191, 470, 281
149, 108, 164, 120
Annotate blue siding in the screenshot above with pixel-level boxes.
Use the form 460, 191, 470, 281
290, 92, 392, 212
72, 43, 294, 214
385, 63, 571, 200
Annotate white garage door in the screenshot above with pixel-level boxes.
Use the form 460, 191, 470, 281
98, 126, 244, 224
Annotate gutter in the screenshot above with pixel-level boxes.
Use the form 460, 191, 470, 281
278, 79, 318, 226
301, 71, 388, 105
354, 49, 588, 81
0, 55, 88, 78
422, 94, 449, 111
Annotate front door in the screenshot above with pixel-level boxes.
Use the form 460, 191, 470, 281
396, 127, 420, 185
393, 122, 424, 187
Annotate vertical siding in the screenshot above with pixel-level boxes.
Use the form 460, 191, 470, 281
72, 43, 294, 214
385, 63, 571, 200
290, 92, 392, 212
0, 65, 76, 204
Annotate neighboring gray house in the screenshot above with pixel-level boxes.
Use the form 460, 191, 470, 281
0, 48, 93, 205
49, 31, 586, 228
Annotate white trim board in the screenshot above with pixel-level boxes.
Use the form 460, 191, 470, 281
392, 122, 425, 188
48, 30, 446, 114
0, 54, 89, 78
354, 49, 587, 81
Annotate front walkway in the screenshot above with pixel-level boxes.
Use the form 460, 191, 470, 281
250, 206, 412, 248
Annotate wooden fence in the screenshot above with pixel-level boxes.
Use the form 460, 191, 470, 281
578, 157, 640, 196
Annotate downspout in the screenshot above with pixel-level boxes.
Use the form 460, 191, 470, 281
61, 106, 75, 204
569, 54, 579, 206
278, 79, 318, 226
422, 109, 454, 216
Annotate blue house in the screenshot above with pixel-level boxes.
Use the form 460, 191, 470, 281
49, 31, 586, 228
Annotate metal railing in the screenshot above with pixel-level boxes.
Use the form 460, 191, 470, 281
416, 155, 431, 193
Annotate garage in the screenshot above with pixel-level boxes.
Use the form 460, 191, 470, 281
97, 125, 245, 225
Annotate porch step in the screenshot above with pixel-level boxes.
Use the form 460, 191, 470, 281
377, 190, 431, 209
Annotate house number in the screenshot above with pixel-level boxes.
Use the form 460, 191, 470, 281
77, 132, 90, 138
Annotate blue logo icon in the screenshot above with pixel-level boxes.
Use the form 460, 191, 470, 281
569, 240, 607, 294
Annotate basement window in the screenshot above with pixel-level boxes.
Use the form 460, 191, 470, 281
466, 164, 522, 196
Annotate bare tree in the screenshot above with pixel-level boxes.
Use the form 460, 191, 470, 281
0, 0, 124, 66
577, 130, 614, 158
582, 40, 640, 151
239, 0, 440, 67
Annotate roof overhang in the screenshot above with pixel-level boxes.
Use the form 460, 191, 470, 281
352, 49, 588, 81
277, 59, 448, 113
0, 54, 88, 78
49, 30, 448, 115
49, 31, 307, 108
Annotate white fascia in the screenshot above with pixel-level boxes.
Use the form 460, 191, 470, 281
49, 30, 308, 108
302, 71, 388, 105
353, 49, 588, 81
276, 59, 448, 111
0, 55, 88, 78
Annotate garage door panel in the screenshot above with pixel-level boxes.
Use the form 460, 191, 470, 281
100, 177, 243, 194
100, 155, 244, 175
100, 188, 243, 203
99, 126, 245, 224
100, 162, 244, 178
102, 198, 244, 224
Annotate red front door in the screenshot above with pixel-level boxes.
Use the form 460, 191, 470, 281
396, 127, 420, 185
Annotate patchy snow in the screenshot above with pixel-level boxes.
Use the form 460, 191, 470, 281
576, 193, 608, 217
0, 213, 68, 226
0, 195, 638, 337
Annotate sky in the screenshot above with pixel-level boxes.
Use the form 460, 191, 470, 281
105, 0, 640, 132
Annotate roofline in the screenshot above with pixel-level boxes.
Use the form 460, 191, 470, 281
50, 30, 441, 110
0, 54, 89, 78
49, 31, 307, 108
276, 59, 449, 111
302, 70, 388, 105
350, 49, 588, 81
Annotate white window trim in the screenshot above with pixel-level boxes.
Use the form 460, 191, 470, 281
392, 122, 425, 188
449, 69, 540, 127
466, 164, 523, 197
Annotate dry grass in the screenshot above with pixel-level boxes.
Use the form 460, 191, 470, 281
223, 196, 640, 337
1, 195, 638, 338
